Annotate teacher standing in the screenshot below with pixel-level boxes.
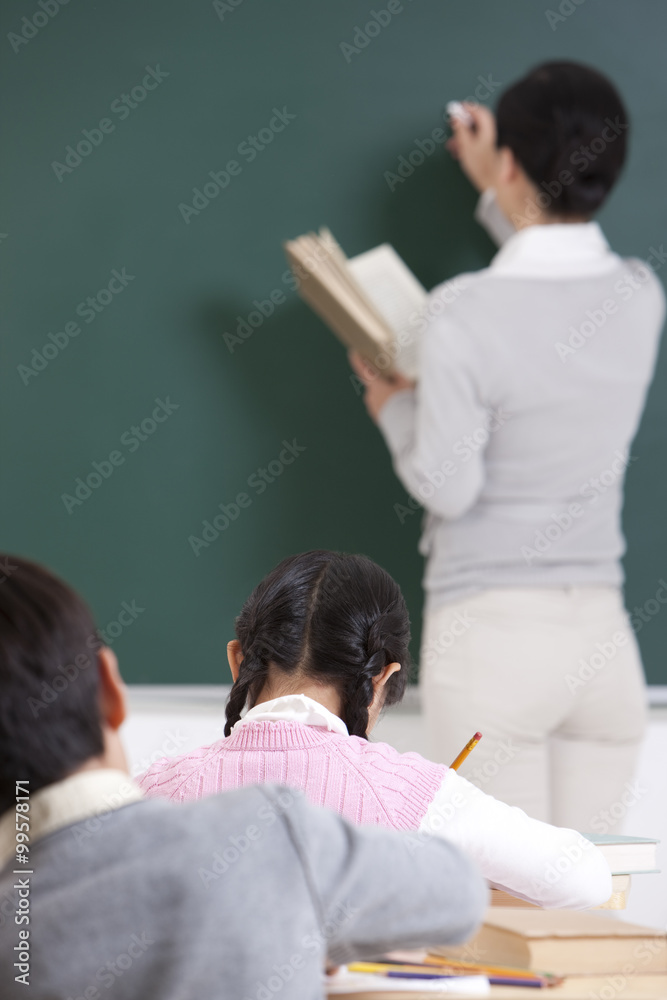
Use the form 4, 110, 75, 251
351, 62, 664, 829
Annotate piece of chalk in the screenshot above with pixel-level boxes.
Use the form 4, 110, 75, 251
446, 101, 474, 127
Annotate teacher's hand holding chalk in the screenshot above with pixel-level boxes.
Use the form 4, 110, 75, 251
446, 102, 499, 194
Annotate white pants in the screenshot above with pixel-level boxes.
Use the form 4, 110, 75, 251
420, 587, 647, 828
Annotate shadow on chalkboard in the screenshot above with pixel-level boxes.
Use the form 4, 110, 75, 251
197, 296, 345, 419
195, 293, 367, 537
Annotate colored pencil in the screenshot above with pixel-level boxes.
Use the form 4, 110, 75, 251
449, 732, 482, 771
348, 961, 552, 987
348, 963, 547, 987
388, 972, 547, 987
349, 963, 447, 975
424, 956, 562, 984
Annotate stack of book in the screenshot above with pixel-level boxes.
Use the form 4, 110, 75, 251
490, 834, 659, 912
583, 834, 660, 877
431, 909, 666, 996
327, 835, 663, 998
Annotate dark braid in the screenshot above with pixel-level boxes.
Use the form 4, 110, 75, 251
341, 612, 407, 738
223, 647, 270, 736
224, 551, 411, 740
343, 650, 383, 738
223, 557, 329, 735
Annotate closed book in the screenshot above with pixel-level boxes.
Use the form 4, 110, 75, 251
581, 834, 660, 875
431, 909, 667, 976
516, 974, 667, 998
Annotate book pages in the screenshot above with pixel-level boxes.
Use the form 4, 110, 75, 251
283, 228, 428, 379
347, 244, 427, 379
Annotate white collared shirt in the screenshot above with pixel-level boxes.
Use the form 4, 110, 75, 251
0, 769, 143, 870
473, 187, 621, 279
235, 693, 349, 736
488, 217, 621, 279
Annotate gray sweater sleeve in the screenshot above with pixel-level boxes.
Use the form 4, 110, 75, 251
376, 192, 514, 519
270, 787, 487, 966
377, 308, 490, 520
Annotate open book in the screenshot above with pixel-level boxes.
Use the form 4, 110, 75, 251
283, 228, 428, 379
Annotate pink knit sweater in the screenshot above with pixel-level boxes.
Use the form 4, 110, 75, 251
138, 720, 447, 831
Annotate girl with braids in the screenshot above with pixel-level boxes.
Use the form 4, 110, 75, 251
139, 550, 611, 909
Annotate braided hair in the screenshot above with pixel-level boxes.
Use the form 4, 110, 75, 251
224, 551, 410, 738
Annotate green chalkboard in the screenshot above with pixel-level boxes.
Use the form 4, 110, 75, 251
2, 0, 666, 684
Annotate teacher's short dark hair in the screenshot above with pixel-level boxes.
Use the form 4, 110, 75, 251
0, 556, 104, 814
496, 61, 629, 218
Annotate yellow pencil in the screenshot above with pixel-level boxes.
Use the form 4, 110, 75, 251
424, 955, 561, 982
349, 958, 558, 986
348, 962, 447, 974
449, 731, 482, 771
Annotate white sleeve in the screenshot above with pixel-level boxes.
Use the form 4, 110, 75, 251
474, 189, 516, 247
418, 770, 612, 910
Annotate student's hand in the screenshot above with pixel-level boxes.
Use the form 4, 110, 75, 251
349, 350, 415, 423
447, 103, 499, 193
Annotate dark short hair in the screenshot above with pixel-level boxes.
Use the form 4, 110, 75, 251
225, 550, 411, 739
0, 556, 104, 814
496, 61, 629, 217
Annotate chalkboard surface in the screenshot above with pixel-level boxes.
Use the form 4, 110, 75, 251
2, 0, 666, 683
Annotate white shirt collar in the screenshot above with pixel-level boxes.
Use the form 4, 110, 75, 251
489, 220, 621, 279
0, 769, 143, 870
234, 693, 349, 737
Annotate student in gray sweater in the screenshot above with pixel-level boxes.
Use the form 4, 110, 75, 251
350, 62, 665, 829
0, 556, 486, 1000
